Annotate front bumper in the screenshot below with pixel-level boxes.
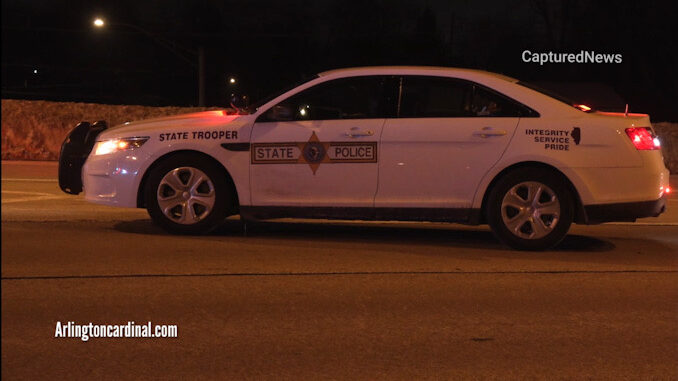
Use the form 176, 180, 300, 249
82, 149, 151, 208
59, 120, 151, 207
583, 196, 667, 224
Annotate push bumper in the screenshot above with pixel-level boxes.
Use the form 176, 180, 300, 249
58, 121, 107, 194
584, 196, 667, 224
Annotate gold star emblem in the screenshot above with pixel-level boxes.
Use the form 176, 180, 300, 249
298, 131, 331, 174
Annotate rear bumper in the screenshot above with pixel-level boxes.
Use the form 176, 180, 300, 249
583, 196, 667, 224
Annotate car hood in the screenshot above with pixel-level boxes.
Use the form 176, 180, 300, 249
98, 110, 254, 139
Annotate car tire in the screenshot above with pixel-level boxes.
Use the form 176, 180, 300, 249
145, 153, 233, 234
486, 167, 574, 250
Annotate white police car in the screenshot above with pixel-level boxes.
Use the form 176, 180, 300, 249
59, 66, 670, 250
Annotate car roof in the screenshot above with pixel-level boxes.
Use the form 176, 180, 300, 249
317, 66, 519, 83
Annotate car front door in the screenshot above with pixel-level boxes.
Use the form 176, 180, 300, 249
375, 75, 528, 212
250, 76, 396, 207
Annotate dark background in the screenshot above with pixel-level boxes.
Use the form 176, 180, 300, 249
2, 0, 677, 121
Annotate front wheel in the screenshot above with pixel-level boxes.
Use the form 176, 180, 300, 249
145, 154, 233, 234
486, 167, 574, 250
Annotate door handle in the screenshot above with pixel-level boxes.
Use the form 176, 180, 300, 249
345, 127, 374, 138
473, 127, 507, 138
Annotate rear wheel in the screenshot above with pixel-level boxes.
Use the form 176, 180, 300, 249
145, 154, 233, 234
486, 167, 574, 250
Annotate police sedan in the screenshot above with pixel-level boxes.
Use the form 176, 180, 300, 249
58, 66, 670, 250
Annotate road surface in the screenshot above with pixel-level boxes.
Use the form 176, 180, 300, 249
2, 161, 677, 380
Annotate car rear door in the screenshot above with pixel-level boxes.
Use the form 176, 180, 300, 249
375, 75, 525, 210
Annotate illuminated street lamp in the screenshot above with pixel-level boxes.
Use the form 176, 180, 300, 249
93, 17, 205, 106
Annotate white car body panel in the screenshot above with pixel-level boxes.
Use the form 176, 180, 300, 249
376, 117, 519, 208
84, 112, 255, 207
250, 119, 383, 206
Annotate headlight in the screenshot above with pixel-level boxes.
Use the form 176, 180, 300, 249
93, 137, 149, 156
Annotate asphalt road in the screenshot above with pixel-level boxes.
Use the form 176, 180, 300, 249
2, 161, 678, 380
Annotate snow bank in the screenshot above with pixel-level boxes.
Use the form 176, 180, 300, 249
653, 122, 678, 174
1, 99, 677, 173
1, 99, 220, 160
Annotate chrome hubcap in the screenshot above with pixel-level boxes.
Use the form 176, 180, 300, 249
157, 167, 215, 225
501, 181, 560, 240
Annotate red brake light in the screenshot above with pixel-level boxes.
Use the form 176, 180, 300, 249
625, 127, 660, 150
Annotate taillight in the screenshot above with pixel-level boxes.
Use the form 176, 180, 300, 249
625, 127, 660, 150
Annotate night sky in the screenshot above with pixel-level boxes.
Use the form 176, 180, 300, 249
2, 0, 677, 121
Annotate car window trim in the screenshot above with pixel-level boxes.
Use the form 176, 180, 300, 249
255, 75, 399, 123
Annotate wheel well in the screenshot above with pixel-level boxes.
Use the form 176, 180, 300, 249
479, 161, 586, 224
136, 150, 239, 212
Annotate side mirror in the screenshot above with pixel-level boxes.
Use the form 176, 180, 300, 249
230, 94, 248, 111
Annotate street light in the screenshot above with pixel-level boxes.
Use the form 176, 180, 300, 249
93, 17, 205, 106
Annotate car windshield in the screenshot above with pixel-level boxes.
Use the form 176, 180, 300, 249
516, 81, 595, 112
245, 75, 320, 114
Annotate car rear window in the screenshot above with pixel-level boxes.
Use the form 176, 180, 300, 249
517, 81, 595, 112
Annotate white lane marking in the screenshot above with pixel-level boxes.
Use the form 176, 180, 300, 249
3, 191, 54, 195
2, 196, 69, 204
1, 190, 69, 204
0, 160, 58, 165
605, 222, 678, 226
1, 178, 58, 182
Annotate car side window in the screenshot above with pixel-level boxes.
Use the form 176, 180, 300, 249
470, 85, 530, 117
260, 76, 396, 122
398, 75, 537, 118
399, 76, 471, 118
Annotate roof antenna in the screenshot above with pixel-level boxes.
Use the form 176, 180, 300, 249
624, 103, 629, 117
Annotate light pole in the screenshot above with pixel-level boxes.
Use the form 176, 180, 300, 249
93, 18, 205, 106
